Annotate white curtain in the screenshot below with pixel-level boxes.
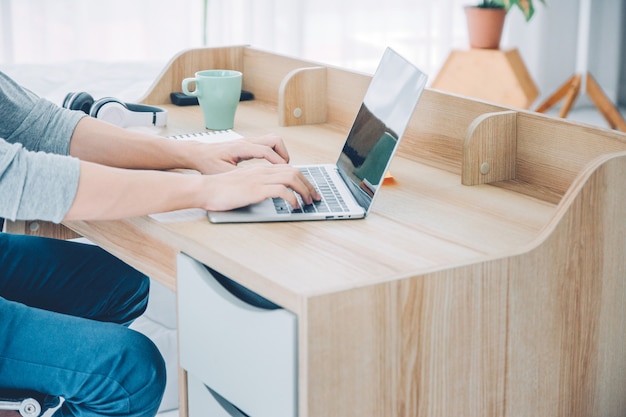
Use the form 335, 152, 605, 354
202, 0, 470, 75
0, 0, 204, 64
0, 0, 469, 77
0, 0, 622, 103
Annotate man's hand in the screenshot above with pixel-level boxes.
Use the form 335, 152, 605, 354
70, 117, 292, 174
190, 134, 293, 174
65, 161, 321, 221
200, 164, 321, 212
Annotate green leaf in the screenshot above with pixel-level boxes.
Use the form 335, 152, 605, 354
481, 0, 545, 21
479, 0, 505, 8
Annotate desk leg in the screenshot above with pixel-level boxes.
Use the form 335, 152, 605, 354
535, 74, 581, 116
586, 72, 626, 132
178, 368, 189, 417
536, 72, 626, 132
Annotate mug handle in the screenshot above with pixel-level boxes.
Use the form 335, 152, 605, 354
181, 78, 199, 96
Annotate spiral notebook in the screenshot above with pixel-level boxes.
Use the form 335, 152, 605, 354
168, 130, 242, 143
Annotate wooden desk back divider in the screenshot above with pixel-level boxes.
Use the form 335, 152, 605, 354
278, 66, 327, 126
462, 110, 517, 185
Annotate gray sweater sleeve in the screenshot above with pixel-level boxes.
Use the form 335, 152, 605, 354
0, 71, 86, 223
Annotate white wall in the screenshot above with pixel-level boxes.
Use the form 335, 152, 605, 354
589, 0, 623, 102
0, 0, 204, 64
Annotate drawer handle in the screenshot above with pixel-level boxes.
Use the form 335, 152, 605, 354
206, 384, 250, 417
203, 265, 280, 310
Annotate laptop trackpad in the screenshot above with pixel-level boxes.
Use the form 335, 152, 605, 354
207, 198, 281, 223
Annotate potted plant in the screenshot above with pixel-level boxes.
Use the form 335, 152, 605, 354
465, 0, 545, 49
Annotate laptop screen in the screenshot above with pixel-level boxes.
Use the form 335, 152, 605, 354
336, 48, 428, 211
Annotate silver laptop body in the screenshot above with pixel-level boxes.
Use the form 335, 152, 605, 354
208, 47, 428, 223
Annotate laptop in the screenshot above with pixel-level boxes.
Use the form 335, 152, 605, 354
208, 47, 428, 223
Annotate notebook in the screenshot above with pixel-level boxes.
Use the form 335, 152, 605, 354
208, 47, 428, 223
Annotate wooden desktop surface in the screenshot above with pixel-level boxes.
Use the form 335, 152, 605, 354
69, 101, 554, 304
61, 47, 626, 417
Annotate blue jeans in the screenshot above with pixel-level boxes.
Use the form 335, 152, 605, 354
0, 233, 166, 416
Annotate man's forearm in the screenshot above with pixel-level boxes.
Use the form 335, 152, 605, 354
63, 160, 204, 221
68, 117, 200, 171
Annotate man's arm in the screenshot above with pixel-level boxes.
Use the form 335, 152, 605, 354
63, 116, 321, 220
69, 117, 295, 175
64, 160, 318, 220
0, 70, 319, 223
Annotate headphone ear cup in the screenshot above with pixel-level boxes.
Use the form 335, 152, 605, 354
90, 97, 129, 127
62, 92, 94, 114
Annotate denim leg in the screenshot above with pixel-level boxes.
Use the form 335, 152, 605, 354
0, 297, 166, 417
0, 233, 166, 416
0, 234, 150, 325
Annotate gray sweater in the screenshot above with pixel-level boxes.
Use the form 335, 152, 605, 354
0, 71, 85, 223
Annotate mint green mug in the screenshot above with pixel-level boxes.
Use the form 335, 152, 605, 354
182, 69, 242, 130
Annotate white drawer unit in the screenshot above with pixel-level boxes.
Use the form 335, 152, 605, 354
177, 253, 298, 417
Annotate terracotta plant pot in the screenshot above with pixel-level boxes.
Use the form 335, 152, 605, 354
464, 6, 507, 49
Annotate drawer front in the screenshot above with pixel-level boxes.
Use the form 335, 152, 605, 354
177, 254, 298, 417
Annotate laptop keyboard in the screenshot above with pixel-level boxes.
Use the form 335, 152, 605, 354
272, 166, 350, 214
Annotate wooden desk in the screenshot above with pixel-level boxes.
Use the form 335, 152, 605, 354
60, 46, 626, 417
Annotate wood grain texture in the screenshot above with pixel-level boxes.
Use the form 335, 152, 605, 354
138, 46, 247, 105
586, 72, 626, 131
64, 217, 178, 292
3, 220, 80, 239
431, 48, 539, 109
303, 152, 626, 417
278, 66, 327, 126
462, 111, 517, 185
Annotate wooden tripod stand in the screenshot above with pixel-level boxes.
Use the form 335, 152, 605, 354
535, 0, 626, 132
535, 72, 626, 132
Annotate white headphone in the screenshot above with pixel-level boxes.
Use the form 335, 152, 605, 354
62, 92, 167, 128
